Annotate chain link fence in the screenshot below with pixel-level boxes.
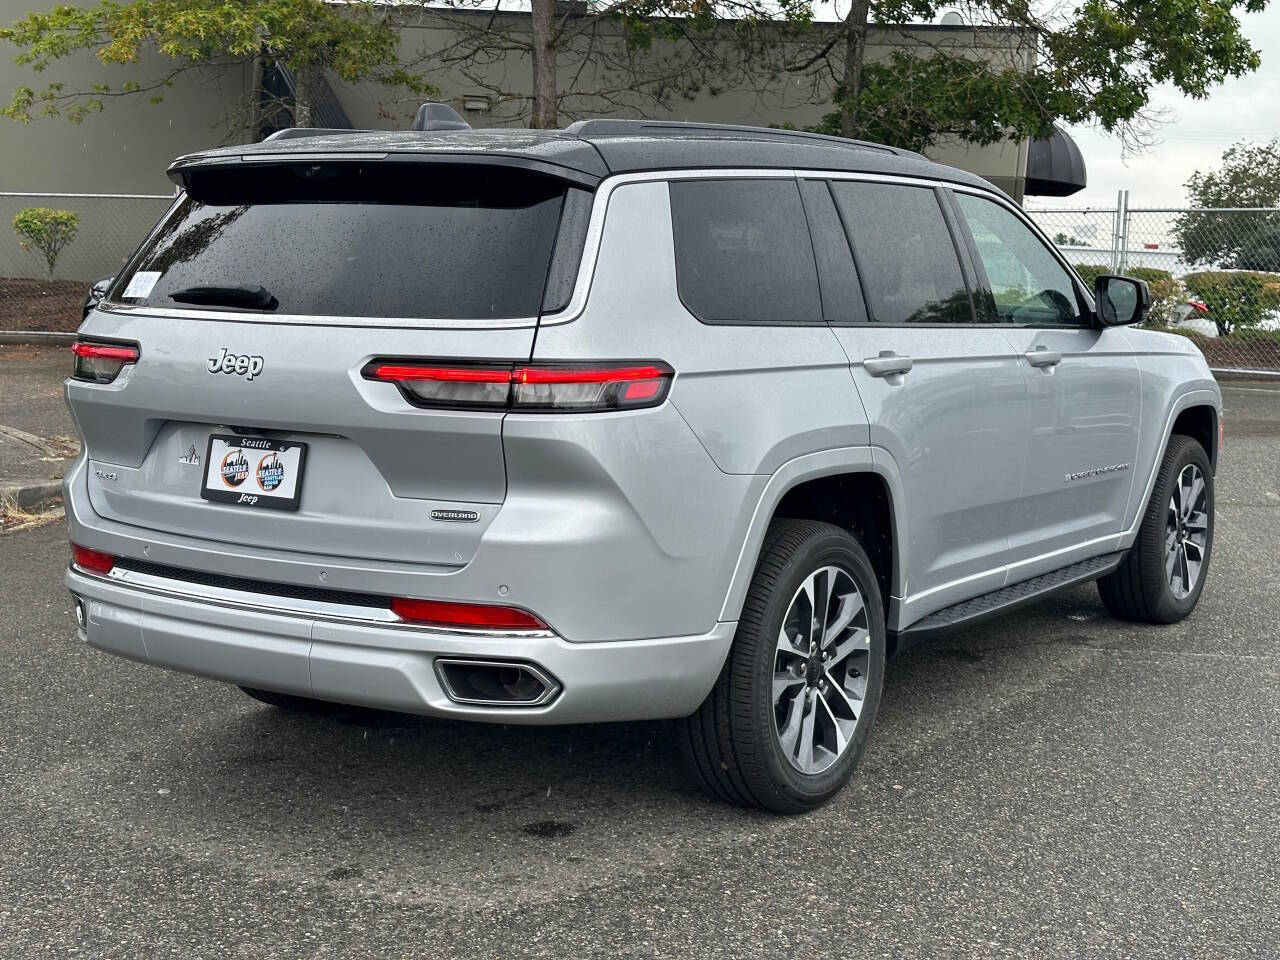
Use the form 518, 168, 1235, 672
1, 192, 174, 333
1029, 199, 1280, 376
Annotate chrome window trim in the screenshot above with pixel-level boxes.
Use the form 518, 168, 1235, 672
71, 563, 556, 639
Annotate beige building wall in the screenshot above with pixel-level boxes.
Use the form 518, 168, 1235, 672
1, 3, 1034, 198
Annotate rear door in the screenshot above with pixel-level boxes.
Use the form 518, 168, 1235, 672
817, 178, 1028, 625
947, 188, 1141, 573
70, 160, 587, 566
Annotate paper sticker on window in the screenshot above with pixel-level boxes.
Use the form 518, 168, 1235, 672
122, 271, 161, 299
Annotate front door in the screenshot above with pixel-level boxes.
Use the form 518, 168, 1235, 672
948, 189, 1142, 577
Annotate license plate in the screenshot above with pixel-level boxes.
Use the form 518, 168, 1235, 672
200, 434, 306, 511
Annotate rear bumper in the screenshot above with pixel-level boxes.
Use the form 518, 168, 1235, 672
66, 564, 735, 724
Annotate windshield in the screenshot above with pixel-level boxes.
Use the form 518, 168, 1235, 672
109, 163, 569, 320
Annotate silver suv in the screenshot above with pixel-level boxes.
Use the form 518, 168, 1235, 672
65, 116, 1221, 813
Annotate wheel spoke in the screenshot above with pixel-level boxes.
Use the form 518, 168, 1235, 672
797, 696, 817, 772
1166, 544, 1179, 584
777, 625, 807, 660
827, 627, 871, 668
1185, 474, 1204, 520
776, 687, 806, 759
1185, 510, 1209, 533
824, 669, 864, 721
1179, 546, 1191, 594
773, 671, 804, 702
815, 694, 852, 759
1183, 538, 1205, 561
822, 591, 864, 649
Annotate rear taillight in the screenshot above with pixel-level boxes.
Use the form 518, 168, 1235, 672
364, 360, 674, 412
71, 543, 116, 575
72, 339, 139, 383
390, 597, 547, 631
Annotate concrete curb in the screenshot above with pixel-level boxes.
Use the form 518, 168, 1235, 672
0, 479, 63, 512
0, 331, 77, 346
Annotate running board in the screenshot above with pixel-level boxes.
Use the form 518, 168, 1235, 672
892, 552, 1125, 651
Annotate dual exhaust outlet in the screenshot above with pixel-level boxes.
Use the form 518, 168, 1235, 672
434, 658, 561, 708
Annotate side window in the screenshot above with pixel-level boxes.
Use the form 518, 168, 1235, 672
670, 179, 822, 324
829, 181, 973, 324
953, 191, 1084, 326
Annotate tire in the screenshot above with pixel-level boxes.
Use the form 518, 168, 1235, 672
239, 686, 343, 713
680, 519, 887, 814
1098, 434, 1214, 624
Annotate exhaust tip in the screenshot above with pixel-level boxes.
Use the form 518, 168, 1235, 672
435, 658, 560, 708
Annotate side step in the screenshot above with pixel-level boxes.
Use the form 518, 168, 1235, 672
892, 552, 1125, 651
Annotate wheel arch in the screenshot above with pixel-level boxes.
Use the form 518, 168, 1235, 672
1123, 388, 1221, 540
718, 447, 907, 632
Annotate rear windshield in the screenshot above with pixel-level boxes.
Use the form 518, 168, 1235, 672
110, 163, 569, 320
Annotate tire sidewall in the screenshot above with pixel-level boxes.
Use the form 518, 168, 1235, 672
745, 529, 887, 807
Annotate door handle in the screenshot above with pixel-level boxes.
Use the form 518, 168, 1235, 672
1025, 348, 1062, 368
863, 352, 914, 378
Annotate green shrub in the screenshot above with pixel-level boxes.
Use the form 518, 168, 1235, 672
13, 207, 79, 278
1125, 266, 1184, 326
1072, 263, 1110, 291
1182, 270, 1280, 336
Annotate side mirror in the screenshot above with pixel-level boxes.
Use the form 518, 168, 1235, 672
82, 275, 114, 320
1094, 274, 1150, 327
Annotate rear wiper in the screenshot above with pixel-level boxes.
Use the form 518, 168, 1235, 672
169, 283, 279, 311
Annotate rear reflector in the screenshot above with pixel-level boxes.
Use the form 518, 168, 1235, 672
391, 597, 548, 631
71, 339, 139, 383
71, 544, 116, 575
364, 360, 674, 412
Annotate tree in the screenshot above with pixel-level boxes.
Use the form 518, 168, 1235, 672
1, 0, 435, 136
414, 0, 808, 129
793, 1, 1270, 155
13, 207, 79, 278
1053, 232, 1082, 247
1172, 140, 1280, 272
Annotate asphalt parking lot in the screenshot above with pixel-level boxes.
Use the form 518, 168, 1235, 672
1, 380, 1277, 959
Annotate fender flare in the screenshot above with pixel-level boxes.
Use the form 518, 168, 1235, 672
716, 446, 909, 623
1120, 386, 1221, 541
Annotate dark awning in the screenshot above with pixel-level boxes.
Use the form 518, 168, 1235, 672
1026, 128, 1087, 197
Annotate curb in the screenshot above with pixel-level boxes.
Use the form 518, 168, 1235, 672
0, 479, 63, 511
0, 331, 77, 346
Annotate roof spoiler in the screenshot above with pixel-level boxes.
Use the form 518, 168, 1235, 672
413, 103, 471, 132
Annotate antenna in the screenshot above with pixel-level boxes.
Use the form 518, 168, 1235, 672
412, 103, 471, 132
940, 10, 965, 25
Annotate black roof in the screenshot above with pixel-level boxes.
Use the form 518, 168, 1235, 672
167, 119, 998, 195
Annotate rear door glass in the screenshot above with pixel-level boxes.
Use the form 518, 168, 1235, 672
669, 178, 822, 325
829, 181, 973, 324
111, 164, 568, 320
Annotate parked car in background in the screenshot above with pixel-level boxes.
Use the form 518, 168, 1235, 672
63, 114, 1221, 813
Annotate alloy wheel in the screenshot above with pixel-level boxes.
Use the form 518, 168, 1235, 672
1166, 463, 1209, 600
772, 565, 872, 774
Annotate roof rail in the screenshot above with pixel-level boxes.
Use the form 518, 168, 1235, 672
262, 127, 373, 141
562, 119, 923, 159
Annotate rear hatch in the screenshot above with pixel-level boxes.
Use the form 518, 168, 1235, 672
69, 157, 593, 566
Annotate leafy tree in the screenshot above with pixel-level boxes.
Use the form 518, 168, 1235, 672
1183, 270, 1280, 335
417, 0, 810, 129
1053, 232, 1082, 246
13, 207, 79, 278
1, 0, 435, 135
1172, 140, 1280, 271
797, 1, 1270, 155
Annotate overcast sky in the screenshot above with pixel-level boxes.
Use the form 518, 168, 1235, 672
1056, 4, 1280, 209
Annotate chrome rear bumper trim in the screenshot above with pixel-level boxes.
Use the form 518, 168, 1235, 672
71, 562, 555, 639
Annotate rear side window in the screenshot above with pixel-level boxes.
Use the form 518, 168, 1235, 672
829, 181, 972, 325
110, 164, 569, 320
670, 179, 822, 325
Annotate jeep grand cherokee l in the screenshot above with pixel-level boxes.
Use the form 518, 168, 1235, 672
65, 115, 1220, 813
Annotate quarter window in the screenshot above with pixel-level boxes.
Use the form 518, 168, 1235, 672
670, 179, 822, 325
829, 181, 972, 325
953, 191, 1084, 326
